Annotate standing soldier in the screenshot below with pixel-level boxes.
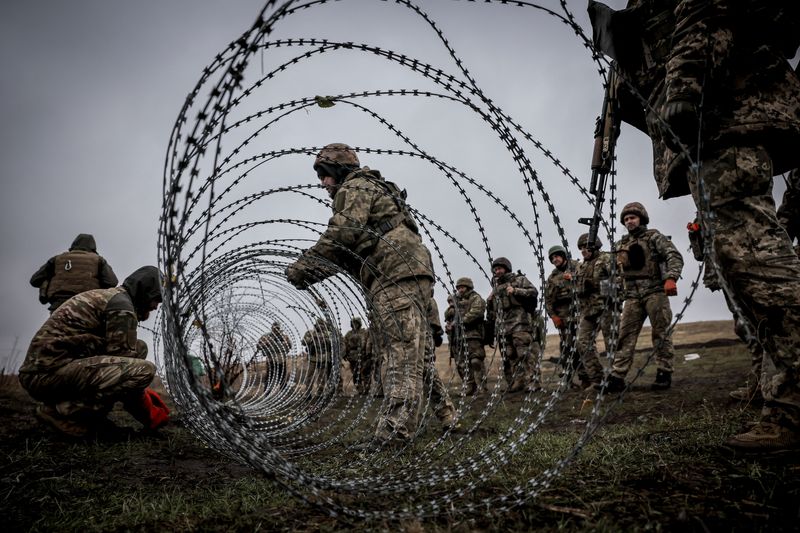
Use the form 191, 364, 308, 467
450, 277, 487, 395
343, 317, 369, 395
588, 0, 800, 450
19, 266, 168, 437
301, 318, 339, 396
545, 245, 580, 383
575, 233, 615, 390
423, 293, 458, 430
486, 257, 540, 393
256, 322, 292, 392
606, 202, 683, 392
444, 294, 459, 371
286, 143, 434, 446
30, 233, 118, 313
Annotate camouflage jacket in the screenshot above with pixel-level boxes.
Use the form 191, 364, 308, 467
616, 226, 684, 296
302, 324, 335, 364
545, 259, 579, 318
20, 287, 140, 375
443, 303, 457, 342
427, 297, 444, 342
453, 289, 485, 340
294, 167, 434, 292
487, 272, 538, 335
576, 251, 614, 316
602, 0, 800, 199
257, 330, 292, 359
343, 326, 368, 363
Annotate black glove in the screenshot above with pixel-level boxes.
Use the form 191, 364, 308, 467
433, 332, 443, 347
661, 99, 698, 152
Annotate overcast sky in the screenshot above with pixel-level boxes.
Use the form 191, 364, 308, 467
3, 0, 761, 368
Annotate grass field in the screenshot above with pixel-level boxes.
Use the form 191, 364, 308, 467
2, 320, 798, 531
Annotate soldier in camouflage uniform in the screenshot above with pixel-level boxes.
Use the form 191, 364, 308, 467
447, 277, 487, 395
575, 233, 615, 389
286, 143, 434, 445
343, 317, 369, 395
487, 257, 540, 393
605, 203, 684, 392
301, 318, 341, 396
30, 233, 118, 313
589, 0, 800, 448
423, 293, 457, 430
19, 266, 166, 437
545, 245, 580, 384
256, 322, 291, 392
444, 294, 458, 367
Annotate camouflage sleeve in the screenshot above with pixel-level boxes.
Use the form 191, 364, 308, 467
666, 0, 731, 105
304, 179, 375, 272
30, 257, 55, 288
486, 293, 496, 323
653, 232, 685, 280
444, 305, 455, 323
104, 309, 139, 357
99, 258, 119, 288
427, 298, 443, 331
512, 276, 538, 301
544, 277, 556, 316
461, 294, 485, 326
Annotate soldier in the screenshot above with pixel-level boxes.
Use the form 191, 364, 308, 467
486, 257, 540, 393
343, 317, 369, 395
256, 322, 292, 392
605, 203, 683, 392
574, 233, 615, 390
286, 143, 434, 446
448, 277, 487, 395
423, 292, 458, 430
545, 245, 580, 384
30, 233, 118, 313
301, 318, 340, 396
18, 266, 168, 437
589, 0, 800, 449
444, 294, 458, 368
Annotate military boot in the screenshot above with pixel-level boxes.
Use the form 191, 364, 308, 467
729, 383, 762, 403
651, 369, 672, 390
725, 422, 800, 451
464, 381, 477, 396
35, 405, 90, 438
595, 375, 625, 393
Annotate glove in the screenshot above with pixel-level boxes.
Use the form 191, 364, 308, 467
125, 387, 170, 430
433, 332, 443, 347
285, 263, 310, 289
551, 315, 564, 329
661, 99, 698, 152
664, 279, 678, 297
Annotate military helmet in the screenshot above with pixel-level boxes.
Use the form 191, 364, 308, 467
272, 322, 281, 331
620, 202, 649, 225
547, 245, 567, 261
491, 257, 512, 272
455, 277, 474, 290
314, 143, 359, 170
577, 233, 602, 250
351, 317, 362, 328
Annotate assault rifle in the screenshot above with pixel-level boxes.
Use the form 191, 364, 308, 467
579, 67, 619, 249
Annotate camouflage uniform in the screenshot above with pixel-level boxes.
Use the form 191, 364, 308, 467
343, 318, 370, 395
591, 0, 800, 445
423, 297, 456, 428
30, 234, 118, 313
575, 234, 615, 387
487, 258, 540, 392
19, 266, 161, 434
545, 247, 580, 381
301, 319, 340, 396
450, 278, 487, 395
612, 204, 684, 386
286, 144, 434, 443
257, 323, 291, 391
444, 295, 459, 367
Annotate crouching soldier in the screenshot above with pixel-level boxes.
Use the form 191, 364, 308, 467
19, 266, 169, 437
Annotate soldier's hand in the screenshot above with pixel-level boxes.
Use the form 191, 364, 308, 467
664, 278, 678, 297
662, 99, 698, 152
563, 272, 573, 281
506, 285, 514, 295
551, 315, 564, 329
285, 263, 309, 290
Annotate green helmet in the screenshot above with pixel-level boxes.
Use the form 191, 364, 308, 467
577, 233, 602, 250
314, 143, 359, 171
455, 277, 474, 290
351, 317, 362, 328
620, 202, 649, 225
547, 245, 567, 261
491, 257, 512, 272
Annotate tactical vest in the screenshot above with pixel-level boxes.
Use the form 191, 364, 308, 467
619, 230, 662, 281
46, 250, 102, 298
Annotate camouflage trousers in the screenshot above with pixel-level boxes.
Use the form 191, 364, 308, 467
691, 145, 800, 429
612, 291, 674, 379
305, 359, 341, 396
553, 308, 579, 380
453, 338, 486, 391
421, 330, 455, 427
19, 340, 154, 419
575, 309, 613, 384
499, 330, 536, 389
373, 277, 431, 442
349, 358, 373, 395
